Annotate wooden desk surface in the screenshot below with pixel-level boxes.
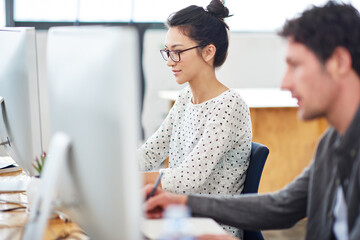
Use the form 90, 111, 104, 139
0, 170, 87, 240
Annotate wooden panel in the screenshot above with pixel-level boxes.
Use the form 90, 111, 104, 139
250, 107, 328, 193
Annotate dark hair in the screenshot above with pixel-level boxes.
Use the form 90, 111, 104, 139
166, 0, 231, 68
278, 1, 360, 77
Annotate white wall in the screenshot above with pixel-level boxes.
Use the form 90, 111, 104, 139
217, 32, 286, 88
142, 29, 287, 139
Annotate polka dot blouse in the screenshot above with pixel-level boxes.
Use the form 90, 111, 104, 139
138, 86, 252, 196
138, 86, 252, 238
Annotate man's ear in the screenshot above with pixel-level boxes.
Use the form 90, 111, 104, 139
202, 44, 216, 64
326, 47, 352, 81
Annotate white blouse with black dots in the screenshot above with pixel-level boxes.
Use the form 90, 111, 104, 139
138, 86, 252, 197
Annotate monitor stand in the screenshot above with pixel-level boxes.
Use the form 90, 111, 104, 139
22, 132, 72, 240
0, 97, 12, 148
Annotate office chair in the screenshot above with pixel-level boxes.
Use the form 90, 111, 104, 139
242, 142, 269, 240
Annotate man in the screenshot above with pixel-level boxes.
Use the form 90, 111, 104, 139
144, 1, 360, 240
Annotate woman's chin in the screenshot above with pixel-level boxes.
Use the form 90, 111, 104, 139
175, 77, 187, 85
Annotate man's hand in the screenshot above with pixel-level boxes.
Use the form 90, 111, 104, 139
143, 184, 188, 218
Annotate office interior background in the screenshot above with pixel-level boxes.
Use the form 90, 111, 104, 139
0, 0, 359, 155
1, 1, 360, 239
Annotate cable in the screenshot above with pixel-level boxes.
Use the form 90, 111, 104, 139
0, 206, 26, 212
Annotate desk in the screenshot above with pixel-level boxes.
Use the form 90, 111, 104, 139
159, 88, 328, 193
0, 170, 86, 240
0, 170, 225, 240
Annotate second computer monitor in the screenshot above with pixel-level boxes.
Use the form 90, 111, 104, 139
0, 27, 43, 176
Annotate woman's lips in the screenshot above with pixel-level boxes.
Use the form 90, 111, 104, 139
172, 70, 181, 76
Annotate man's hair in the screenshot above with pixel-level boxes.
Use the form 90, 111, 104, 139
278, 1, 360, 77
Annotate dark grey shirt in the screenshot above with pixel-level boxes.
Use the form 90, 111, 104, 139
187, 106, 360, 240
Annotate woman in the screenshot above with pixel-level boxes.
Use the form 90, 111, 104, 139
138, 0, 252, 238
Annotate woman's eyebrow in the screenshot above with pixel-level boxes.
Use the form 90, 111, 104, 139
165, 44, 184, 49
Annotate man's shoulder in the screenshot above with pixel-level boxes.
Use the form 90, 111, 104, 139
312, 127, 337, 171
316, 127, 336, 151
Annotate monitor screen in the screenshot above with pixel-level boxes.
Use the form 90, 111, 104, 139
0, 27, 43, 176
24, 26, 143, 239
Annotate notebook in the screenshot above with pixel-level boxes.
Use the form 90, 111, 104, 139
0, 162, 21, 174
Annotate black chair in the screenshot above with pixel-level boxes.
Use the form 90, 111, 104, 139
242, 142, 269, 240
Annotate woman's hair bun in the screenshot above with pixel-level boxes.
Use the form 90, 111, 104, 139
206, 0, 231, 20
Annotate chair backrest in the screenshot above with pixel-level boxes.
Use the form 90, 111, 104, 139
242, 142, 269, 194
242, 142, 269, 240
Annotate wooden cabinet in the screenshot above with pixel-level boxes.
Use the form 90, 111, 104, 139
250, 107, 327, 193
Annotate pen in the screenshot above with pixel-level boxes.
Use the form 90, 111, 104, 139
146, 172, 163, 200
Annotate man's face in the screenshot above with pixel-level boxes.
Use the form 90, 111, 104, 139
281, 39, 338, 121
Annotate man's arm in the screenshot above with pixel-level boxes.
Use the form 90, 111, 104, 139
145, 164, 312, 231
187, 164, 312, 231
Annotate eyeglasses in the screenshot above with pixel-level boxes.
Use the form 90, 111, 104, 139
160, 45, 204, 62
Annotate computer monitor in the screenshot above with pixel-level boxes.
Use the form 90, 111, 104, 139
0, 27, 43, 176
23, 26, 143, 239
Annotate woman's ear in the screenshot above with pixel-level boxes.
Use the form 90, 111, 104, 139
202, 44, 216, 64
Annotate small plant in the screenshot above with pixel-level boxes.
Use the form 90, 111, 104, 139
32, 152, 46, 177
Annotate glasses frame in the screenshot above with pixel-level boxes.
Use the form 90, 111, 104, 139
160, 45, 204, 62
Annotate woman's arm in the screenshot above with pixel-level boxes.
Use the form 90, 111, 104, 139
137, 99, 178, 171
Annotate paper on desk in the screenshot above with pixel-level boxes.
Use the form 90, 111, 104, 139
142, 217, 226, 239
0, 156, 17, 168
0, 178, 30, 192
0, 171, 30, 192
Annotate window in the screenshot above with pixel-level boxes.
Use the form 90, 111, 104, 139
226, 0, 360, 32
14, 0, 133, 22
14, 0, 209, 23
0, 0, 5, 26
132, 0, 209, 22
13, 0, 360, 31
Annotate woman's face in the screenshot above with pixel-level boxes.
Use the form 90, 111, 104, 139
164, 27, 206, 85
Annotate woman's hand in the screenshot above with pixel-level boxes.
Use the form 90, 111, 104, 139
143, 184, 188, 218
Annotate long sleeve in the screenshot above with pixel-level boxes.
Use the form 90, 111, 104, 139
187, 163, 311, 230
137, 95, 179, 171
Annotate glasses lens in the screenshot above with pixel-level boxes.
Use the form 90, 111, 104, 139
160, 50, 169, 61
169, 51, 180, 62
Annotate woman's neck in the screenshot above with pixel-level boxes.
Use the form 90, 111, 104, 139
189, 73, 228, 104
